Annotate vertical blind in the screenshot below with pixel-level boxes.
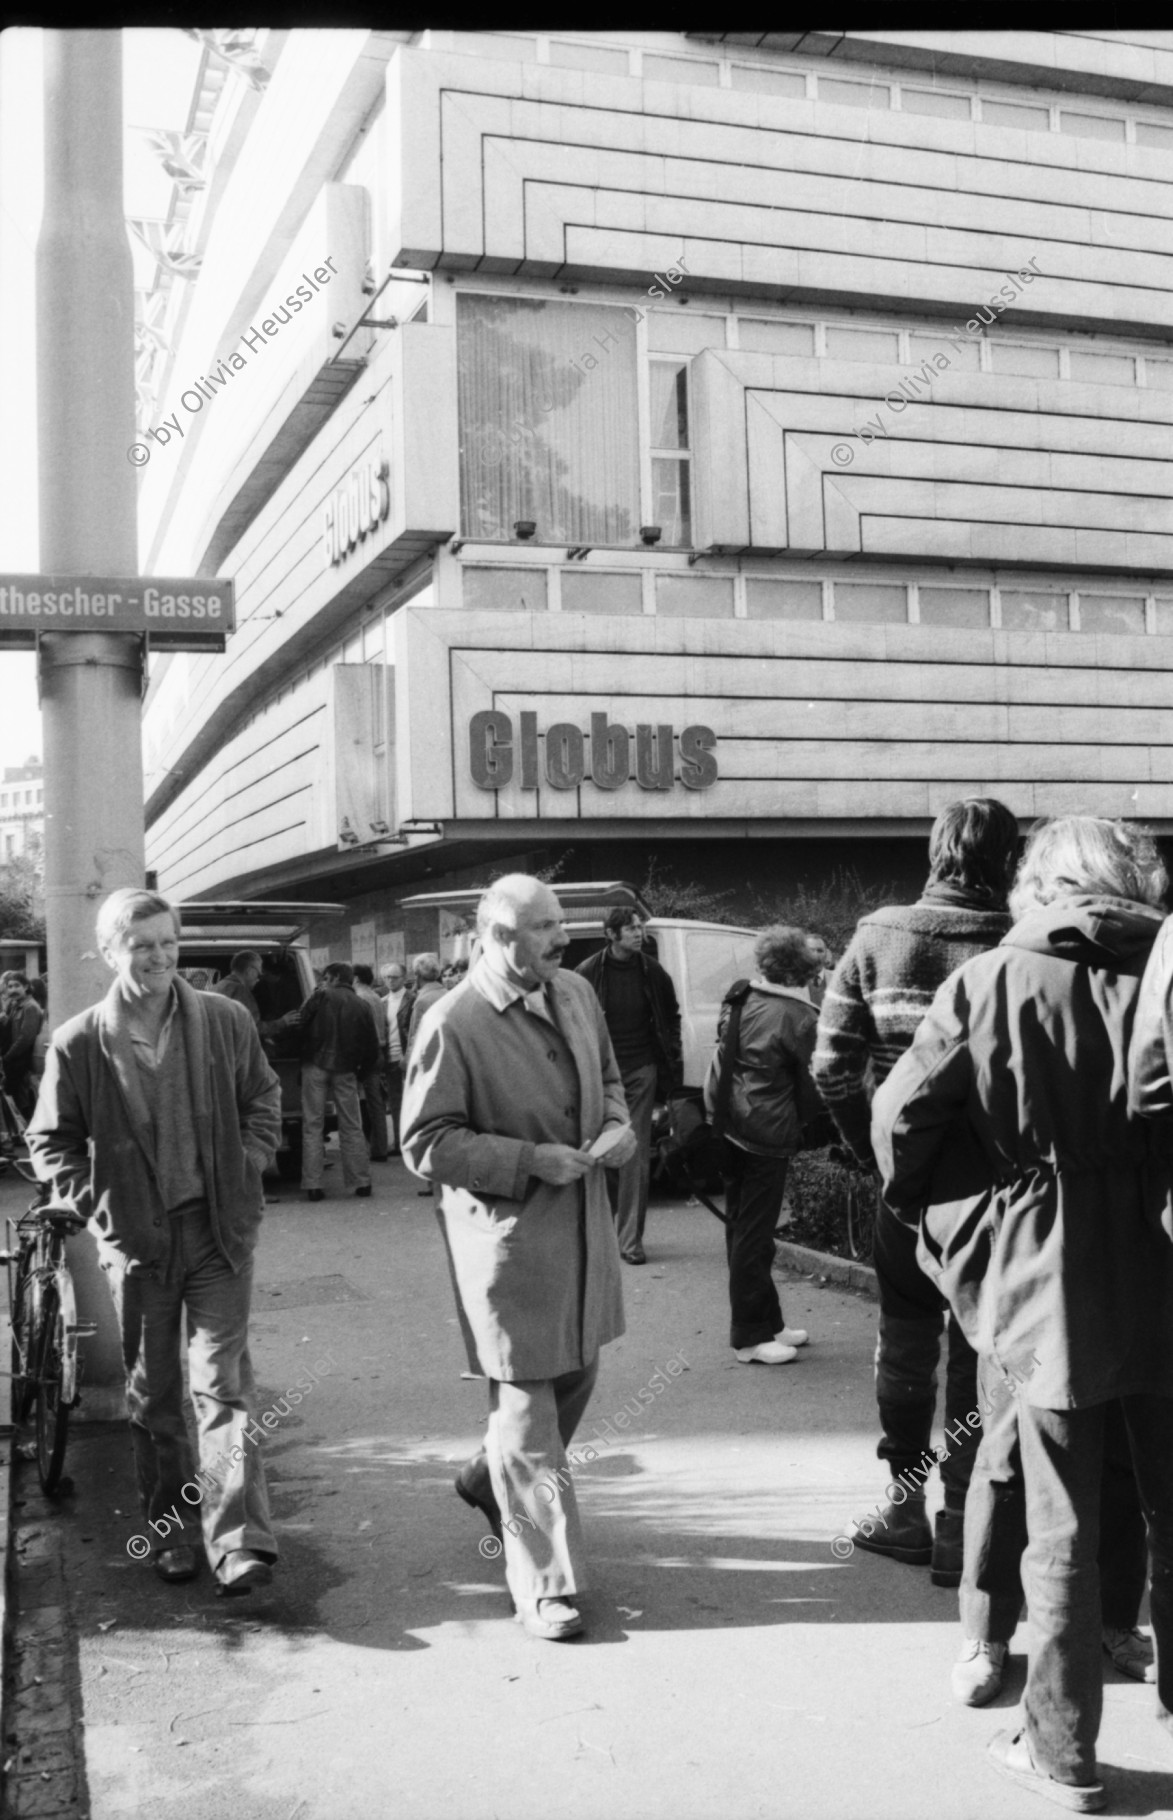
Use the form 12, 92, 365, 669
457, 295, 640, 544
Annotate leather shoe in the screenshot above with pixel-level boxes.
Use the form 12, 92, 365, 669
305, 1188, 324, 1203
987, 1729, 1104, 1811
354, 1185, 372, 1198
154, 1544, 200, 1584
621, 1245, 646, 1265
735, 1341, 798, 1365
514, 1596, 583, 1640
215, 1549, 274, 1596
455, 1472, 503, 1542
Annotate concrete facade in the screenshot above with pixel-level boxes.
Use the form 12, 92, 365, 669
137, 28, 1173, 952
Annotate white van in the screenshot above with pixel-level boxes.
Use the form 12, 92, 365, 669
398, 882, 760, 1089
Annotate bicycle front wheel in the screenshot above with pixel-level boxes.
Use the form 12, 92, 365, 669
10, 1247, 36, 1423
34, 1283, 70, 1495
845, 1178, 878, 1263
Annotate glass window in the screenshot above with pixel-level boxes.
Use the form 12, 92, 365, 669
910, 332, 981, 371
990, 342, 1061, 378
730, 65, 806, 98
561, 571, 643, 615
643, 53, 719, 85
1001, 591, 1068, 631
646, 313, 726, 355
981, 99, 1050, 132
649, 360, 691, 546
746, 579, 823, 620
901, 89, 971, 119
1060, 111, 1125, 141
656, 575, 734, 617
1069, 350, 1135, 385
825, 326, 901, 363
738, 319, 816, 356
550, 40, 630, 75
819, 77, 890, 109
462, 567, 549, 612
1137, 121, 1173, 152
458, 295, 639, 545
1078, 595, 1145, 635
918, 588, 991, 628
833, 582, 908, 624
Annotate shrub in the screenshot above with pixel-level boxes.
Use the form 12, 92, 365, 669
750, 867, 902, 957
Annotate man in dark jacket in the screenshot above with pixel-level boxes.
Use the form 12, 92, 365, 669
708, 926, 821, 1365
297, 962, 379, 1203
577, 907, 682, 1264
812, 798, 1018, 1599
874, 815, 1173, 1809
27, 888, 281, 1595
2, 973, 44, 1118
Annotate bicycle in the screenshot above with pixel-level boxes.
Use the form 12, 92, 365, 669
844, 1170, 882, 1264
2, 1176, 94, 1495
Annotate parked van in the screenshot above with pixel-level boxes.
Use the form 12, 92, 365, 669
398, 882, 760, 1089
174, 901, 345, 1178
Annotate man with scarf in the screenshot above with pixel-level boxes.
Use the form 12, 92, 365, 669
812, 799, 1019, 1597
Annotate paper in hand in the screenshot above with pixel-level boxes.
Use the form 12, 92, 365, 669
586, 1123, 632, 1161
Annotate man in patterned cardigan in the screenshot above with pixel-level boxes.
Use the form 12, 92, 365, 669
812, 799, 1019, 1588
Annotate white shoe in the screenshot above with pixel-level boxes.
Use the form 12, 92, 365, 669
735, 1341, 799, 1365
774, 1327, 809, 1347
952, 1638, 1008, 1706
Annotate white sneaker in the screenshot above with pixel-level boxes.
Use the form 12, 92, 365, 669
735, 1341, 799, 1365
774, 1327, 809, 1347
952, 1638, 1008, 1706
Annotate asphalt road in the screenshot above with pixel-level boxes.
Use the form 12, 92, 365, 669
8, 1159, 1173, 1820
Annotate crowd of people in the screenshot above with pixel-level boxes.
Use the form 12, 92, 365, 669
18, 802, 1173, 1809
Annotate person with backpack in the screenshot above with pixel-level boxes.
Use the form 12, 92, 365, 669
707, 925, 823, 1365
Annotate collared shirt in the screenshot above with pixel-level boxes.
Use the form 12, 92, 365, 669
475, 955, 555, 1026
127, 989, 180, 1068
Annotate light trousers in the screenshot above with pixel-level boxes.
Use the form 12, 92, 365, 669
300, 1063, 370, 1192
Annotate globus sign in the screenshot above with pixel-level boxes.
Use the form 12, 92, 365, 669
469, 710, 718, 793
323, 452, 391, 568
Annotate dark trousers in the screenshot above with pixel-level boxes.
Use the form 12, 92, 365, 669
607, 1061, 657, 1253
385, 1060, 404, 1154
963, 1358, 1148, 1644
1017, 1396, 1173, 1783
872, 1203, 979, 1508
359, 1065, 389, 1161
724, 1143, 788, 1349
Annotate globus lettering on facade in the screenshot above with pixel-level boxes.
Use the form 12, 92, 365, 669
469, 710, 718, 793
323, 456, 391, 567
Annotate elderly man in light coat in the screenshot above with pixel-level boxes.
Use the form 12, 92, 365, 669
401, 874, 635, 1641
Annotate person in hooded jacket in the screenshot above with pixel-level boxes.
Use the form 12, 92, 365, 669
706, 925, 823, 1365
872, 815, 1173, 1813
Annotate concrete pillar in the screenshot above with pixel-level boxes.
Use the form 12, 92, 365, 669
36, 29, 143, 1397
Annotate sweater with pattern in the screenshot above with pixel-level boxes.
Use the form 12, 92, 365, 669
811, 884, 1010, 1165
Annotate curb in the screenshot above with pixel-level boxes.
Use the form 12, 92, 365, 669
775, 1238, 878, 1300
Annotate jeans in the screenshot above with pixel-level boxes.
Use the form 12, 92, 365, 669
607, 1061, 657, 1253
872, 1203, 979, 1508
104, 1206, 275, 1573
384, 1060, 404, 1154
359, 1065, 389, 1160
460, 1357, 599, 1602
300, 1064, 370, 1192
723, 1144, 788, 1349
962, 1359, 1148, 1644
1017, 1396, 1173, 1783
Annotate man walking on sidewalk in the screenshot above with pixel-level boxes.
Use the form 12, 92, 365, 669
352, 964, 390, 1163
402, 874, 635, 1641
297, 962, 380, 1202
576, 907, 681, 1264
812, 798, 1018, 1589
27, 887, 281, 1596
379, 961, 408, 1154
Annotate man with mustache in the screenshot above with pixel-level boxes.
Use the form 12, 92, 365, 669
401, 874, 635, 1641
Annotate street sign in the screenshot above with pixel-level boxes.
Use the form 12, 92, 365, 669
0, 574, 235, 650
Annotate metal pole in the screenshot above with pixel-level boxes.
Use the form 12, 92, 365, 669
36, 28, 143, 1395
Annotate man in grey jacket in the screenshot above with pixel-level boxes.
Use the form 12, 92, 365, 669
401, 874, 635, 1641
28, 888, 281, 1595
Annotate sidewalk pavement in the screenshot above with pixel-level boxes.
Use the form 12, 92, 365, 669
6, 1157, 1173, 1820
